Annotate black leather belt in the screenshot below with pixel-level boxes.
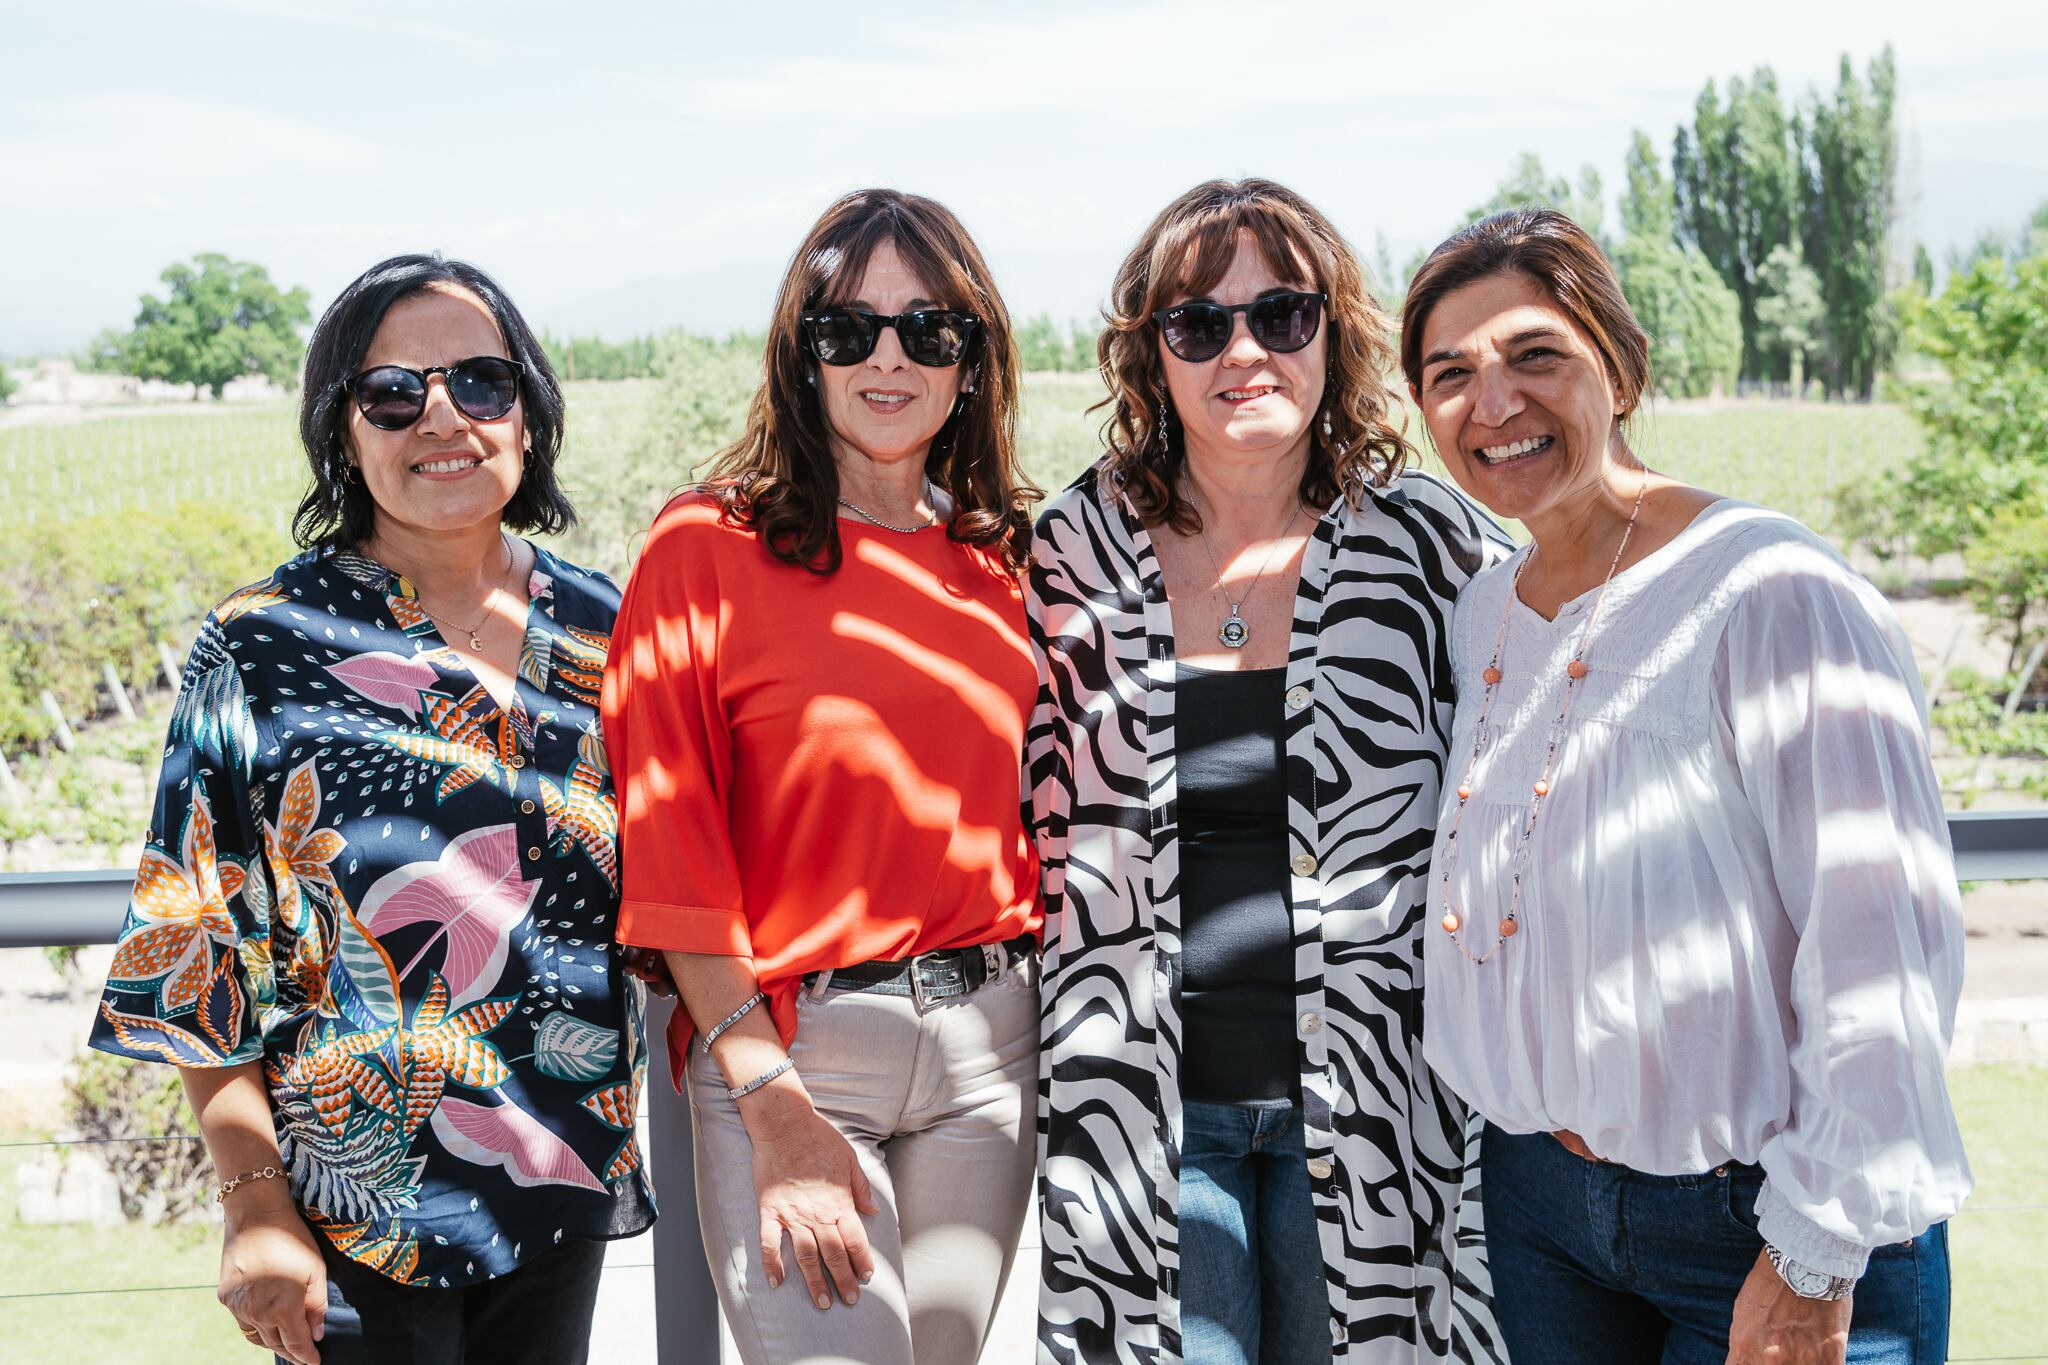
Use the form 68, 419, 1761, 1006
810, 934, 1037, 1011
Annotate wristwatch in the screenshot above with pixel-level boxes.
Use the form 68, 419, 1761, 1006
1764, 1243, 1856, 1301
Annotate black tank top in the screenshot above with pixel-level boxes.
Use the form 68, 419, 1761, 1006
1175, 664, 1298, 1105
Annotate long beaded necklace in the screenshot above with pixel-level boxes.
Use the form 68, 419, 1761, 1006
1438, 476, 1649, 964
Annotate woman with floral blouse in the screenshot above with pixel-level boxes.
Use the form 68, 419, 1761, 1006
89, 254, 654, 1365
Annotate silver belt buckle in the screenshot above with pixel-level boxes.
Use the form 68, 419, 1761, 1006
910, 951, 970, 1012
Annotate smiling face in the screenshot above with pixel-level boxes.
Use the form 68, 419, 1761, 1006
813, 238, 967, 471
1411, 270, 1626, 526
347, 284, 525, 542
1158, 231, 1326, 469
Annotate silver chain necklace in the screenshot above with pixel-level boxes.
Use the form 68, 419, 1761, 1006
838, 479, 942, 534
1190, 492, 1304, 649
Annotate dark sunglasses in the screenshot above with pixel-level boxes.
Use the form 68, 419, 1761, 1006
1151, 290, 1327, 363
799, 308, 979, 368
343, 356, 525, 430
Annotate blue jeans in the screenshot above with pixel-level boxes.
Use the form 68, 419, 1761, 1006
1481, 1124, 1950, 1365
294, 1235, 607, 1365
1179, 1099, 1333, 1365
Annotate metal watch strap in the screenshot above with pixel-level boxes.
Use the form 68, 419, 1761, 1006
1764, 1242, 1856, 1301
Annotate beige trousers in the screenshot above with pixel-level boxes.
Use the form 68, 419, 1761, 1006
686, 957, 1038, 1365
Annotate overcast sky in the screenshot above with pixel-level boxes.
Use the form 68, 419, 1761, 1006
4, 0, 2045, 355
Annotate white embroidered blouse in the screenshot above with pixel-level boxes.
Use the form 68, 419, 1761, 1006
1423, 500, 1973, 1281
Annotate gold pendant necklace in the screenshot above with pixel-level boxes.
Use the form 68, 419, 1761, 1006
418, 534, 517, 652
1438, 476, 1649, 964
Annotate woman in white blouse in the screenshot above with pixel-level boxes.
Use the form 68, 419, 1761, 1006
1401, 207, 1970, 1365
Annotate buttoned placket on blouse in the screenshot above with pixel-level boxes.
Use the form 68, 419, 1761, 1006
376, 559, 551, 868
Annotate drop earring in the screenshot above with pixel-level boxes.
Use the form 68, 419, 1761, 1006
1156, 392, 1170, 453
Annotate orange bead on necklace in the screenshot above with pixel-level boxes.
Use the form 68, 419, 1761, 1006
1439, 475, 1649, 965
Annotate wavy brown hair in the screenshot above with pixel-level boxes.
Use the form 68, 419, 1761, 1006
1094, 178, 1413, 532
704, 188, 1037, 574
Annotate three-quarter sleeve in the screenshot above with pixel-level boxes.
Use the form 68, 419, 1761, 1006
90, 616, 274, 1069
602, 511, 752, 958
1716, 540, 1973, 1278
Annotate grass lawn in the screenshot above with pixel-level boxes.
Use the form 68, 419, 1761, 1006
3, 1063, 2040, 1360
1948, 1063, 2048, 1363
0, 1140, 266, 1363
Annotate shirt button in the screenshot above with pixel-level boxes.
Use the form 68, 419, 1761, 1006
521, 800, 536, 814
507, 754, 526, 769
1299, 1011, 1323, 1035
1306, 1157, 1333, 1180
526, 846, 542, 861
1285, 685, 1311, 711
1291, 853, 1318, 877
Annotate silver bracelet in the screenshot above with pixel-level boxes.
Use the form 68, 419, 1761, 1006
726, 1057, 794, 1100
701, 991, 766, 1053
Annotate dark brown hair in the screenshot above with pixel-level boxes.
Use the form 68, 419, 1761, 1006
1093, 178, 1412, 532
1400, 208, 1650, 415
704, 188, 1037, 574
296, 254, 573, 551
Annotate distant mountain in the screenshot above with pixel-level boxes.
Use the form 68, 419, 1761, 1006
531, 263, 784, 340
528, 245, 1118, 344
1902, 157, 2048, 266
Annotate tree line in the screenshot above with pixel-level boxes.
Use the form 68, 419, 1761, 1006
1391, 49, 1907, 402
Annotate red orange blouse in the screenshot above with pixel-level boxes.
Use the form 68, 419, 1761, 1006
602, 492, 1041, 1068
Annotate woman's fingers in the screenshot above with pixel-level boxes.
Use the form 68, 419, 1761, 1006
813, 1223, 862, 1305
850, 1159, 880, 1217
787, 1223, 834, 1309
303, 1266, 328, 1343
275, 1307, 322, 1365
757, 1210, 786, 1288
839, 1212, 876, 1286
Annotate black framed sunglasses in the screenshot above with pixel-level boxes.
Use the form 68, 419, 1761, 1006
799, 308, 980, 368
1151, 290, 1327, 363
342, 355, 526, 430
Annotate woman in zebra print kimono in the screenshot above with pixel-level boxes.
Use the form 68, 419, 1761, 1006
1026, 179, 1510, 1365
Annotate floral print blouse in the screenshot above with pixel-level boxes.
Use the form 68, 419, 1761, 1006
90, 542, 656, 1288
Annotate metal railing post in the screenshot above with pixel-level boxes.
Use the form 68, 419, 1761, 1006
648, 995, 723, 1363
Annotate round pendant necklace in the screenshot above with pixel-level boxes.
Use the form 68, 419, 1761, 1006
1191, 495, 1304, 650
1438, 475, 1649, 963
839, 480, 942, 534
417, 533, 517, 652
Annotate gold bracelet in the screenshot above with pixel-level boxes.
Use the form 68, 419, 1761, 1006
217, 1165, 285, 1203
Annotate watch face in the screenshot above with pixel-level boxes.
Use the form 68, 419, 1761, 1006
1788, 1264, 1836, 1297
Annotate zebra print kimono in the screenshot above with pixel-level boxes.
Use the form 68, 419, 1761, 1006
1026, 464, 1510, 1364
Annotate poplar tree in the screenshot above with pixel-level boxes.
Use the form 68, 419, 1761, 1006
1795, 47, 1898, 399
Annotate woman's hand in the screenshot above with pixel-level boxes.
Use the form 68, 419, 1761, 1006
619, 944, 676, 997
219, 1185, 328, 1364
743, 1090, 880, 1310
1726, 1250, 1851, 1365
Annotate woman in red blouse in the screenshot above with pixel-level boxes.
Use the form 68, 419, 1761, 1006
602, 188, 1042, 1365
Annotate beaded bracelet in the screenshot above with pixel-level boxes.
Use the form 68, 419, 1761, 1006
726, 1057, 795, 1100
217, 1165, 285, 1203
701, 991, 767, 1053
